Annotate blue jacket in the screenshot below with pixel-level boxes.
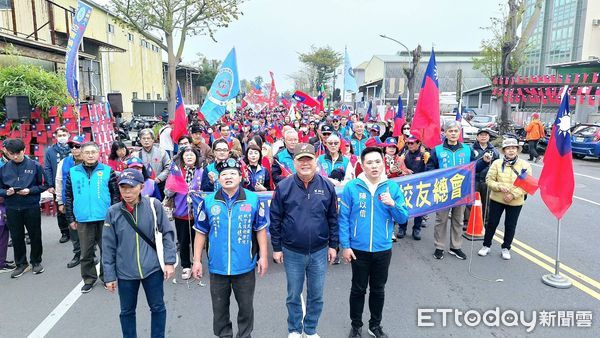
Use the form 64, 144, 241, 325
350, 134, 367, 156
316, 153, 349, 177
194, 188, 268, 275
44, 143, 71, 187
65, 163, 120, 223
339, 175, 408, 252
271, 149, 296, 185
0, 157, 48, 210
103, 197, 177, 281
471, 142, 500, 183
269, 174, 339, 254
60, 155, 77, 204
244, 164, 270, 192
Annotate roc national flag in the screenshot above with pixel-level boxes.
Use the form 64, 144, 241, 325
411, 48, 441, 149
344, 48, 358, 92
392, 96, 405, 137
171, 83, 187, 143
538, 88, 574, 220
201, 48, 240, 125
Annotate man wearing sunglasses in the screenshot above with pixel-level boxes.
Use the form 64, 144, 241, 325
55, 135, 86, 269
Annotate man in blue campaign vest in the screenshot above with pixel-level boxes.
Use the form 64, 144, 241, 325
339, 147, 408, 338
65, 142, 120, 293
350, 121, 367, 156
426, 120, 472, 261
271, 129, 299, 185
192, 158, 269, 338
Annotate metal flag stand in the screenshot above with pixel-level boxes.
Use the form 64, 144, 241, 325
541, 219, 572, 289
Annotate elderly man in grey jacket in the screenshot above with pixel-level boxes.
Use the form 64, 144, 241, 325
103, 169, 176, 338
136, 128, 171, 195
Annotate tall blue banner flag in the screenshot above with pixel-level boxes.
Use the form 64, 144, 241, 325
65, 1, 93, 100
344, 48, 358, 93
201, 48, 240, 125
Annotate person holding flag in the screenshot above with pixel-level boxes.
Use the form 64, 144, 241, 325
478, 138, 531, 260
201, 139, 231, 192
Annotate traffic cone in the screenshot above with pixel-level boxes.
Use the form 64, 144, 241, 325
463, 192, 484, 241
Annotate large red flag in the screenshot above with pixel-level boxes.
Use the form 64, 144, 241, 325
292, 90, 320, 108
392, 96, 405, 137
539, 89, 574, 220
171, 84, 187, 143
410, 49, 441, 149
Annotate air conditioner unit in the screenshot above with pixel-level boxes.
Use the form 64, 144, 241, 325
593, 19, 600, 26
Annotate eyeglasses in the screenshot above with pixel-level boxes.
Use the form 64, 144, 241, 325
327, 142, 340, 145
406, 142, 416, 145
83, 150, 98, 155
70, 145, 81, 149
214, 148, 229, 152
403, 127, 411, 130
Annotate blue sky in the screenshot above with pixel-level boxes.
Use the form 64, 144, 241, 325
97, 0, 502, 90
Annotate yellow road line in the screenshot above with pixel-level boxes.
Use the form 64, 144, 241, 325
491, 236, 600, 301
495, 230, 600, 290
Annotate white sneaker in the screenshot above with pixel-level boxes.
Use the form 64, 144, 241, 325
287, 332, 302, 338
478, 246, 490, 257
181, 268, 192, 280
304, 334, 320, 338
501, 248, 511, 260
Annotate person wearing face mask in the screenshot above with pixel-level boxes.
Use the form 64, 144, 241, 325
478, 138, 531, 260
339, 147, 408, 338
44, 126, 73, 244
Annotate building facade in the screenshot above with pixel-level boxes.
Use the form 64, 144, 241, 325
0, 0, 164, 113
521, 0, 600, 76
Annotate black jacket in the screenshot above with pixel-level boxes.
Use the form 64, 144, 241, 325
0, 157, 49, 210
269, 174, 338, 254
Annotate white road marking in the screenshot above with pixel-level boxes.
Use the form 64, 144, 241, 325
574, 195, 600, 207
28, 263, 100, 337
28, 280, 84, 338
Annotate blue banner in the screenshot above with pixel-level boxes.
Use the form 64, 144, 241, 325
344, 48, 358, 93
201, 48, 240, 125
189, 163, 475, 221
65, 1, 93, 100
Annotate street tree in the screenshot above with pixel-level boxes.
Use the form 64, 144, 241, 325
474, 0, 543, 132
403, 45, 422, 121
193, 53, 222, 88
110, 0, 244, 116
298, 46, 342, 95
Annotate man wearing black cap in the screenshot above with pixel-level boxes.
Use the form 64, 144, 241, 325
270, 143, 338, 338
192, 158, 269, 338
310, 124, 334, 156
103, 168, 176, 338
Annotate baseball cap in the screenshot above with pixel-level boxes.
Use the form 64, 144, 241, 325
320, 124, 333, 134
406, 135, 419, 143
216, 158, 242, 174
383, 137, 397, 147
293, 143, 316, 160
68, 135, 85, 147
118, 169, 144, 186
369, 124, 381, 132
126, 157, 144, 168
190, 124, 202, 134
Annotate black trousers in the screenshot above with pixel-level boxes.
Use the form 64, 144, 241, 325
6, 208, 42, 267
210, 270, 256, 338
528, 140, 539, 160
350, 249, 392, 330
483, 200, 523, 250
174, 217, 195, 269
55, 201, 69, 236
77, 221, 103, 284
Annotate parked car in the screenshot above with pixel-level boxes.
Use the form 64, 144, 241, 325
571, 123, 600, 159
441, 115, 478, 143
471, 115, 497, 130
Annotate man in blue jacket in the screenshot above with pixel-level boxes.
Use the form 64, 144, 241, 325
103, 169, 176, 338
339, 147, 408, 338
0, 139, 48, 278
270, 143, 338, 338
192, 158, 269, 338
43, 126, 72, 244
65, 142, 120, 293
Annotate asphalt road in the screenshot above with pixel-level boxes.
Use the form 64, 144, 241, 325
1, 155, 599, 338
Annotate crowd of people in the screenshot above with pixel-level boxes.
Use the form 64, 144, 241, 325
0, 105, 534, 338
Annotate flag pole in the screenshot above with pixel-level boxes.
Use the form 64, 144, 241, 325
541, 219, 572, 288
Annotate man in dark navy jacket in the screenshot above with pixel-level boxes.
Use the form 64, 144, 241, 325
0, 139, 48, 278
270, 143, 338, 338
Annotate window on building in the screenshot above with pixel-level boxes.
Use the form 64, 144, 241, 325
132, 92, 138, 100
0, 0, 12, 10
157, 94, 162, 100
108, 24, 115, 33
128, 33, 134, 42
146, 93, 151, 100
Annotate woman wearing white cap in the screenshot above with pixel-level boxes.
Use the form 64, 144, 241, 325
478, 138, 532, 260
